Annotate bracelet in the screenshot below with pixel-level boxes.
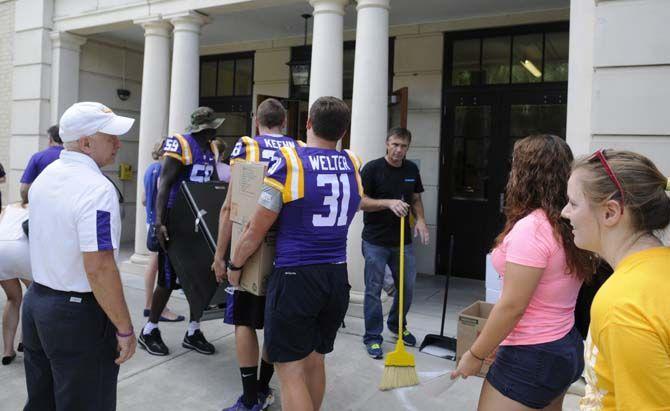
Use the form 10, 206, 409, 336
116, 327, 134, 338
469, 349, 485, 362
226, 260, 244, 271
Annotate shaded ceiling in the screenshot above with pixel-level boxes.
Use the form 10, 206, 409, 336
103, 0, 569, 46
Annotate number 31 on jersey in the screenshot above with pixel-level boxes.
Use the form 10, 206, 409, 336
313, 173, 351, 227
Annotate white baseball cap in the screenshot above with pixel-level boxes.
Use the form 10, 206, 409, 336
59, 102, 135, 142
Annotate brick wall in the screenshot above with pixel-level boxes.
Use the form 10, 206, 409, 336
0, 0, 14, 203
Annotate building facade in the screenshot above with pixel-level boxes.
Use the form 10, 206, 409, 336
1, 0, 668, 314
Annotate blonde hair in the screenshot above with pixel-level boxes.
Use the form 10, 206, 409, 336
573, 150, 670, 232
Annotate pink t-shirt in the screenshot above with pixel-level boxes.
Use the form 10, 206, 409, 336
491, 209, 582, 346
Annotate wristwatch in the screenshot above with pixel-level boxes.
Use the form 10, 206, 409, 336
226, 260, 244, 271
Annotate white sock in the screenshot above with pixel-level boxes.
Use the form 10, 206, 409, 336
187, 321, 200, 336
143, 322, 158, 335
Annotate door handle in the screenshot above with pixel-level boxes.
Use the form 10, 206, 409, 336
499, 193, 505, 213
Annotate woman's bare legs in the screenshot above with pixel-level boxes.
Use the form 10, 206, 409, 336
1, 279, 23, 357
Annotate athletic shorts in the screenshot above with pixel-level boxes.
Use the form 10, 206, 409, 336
224, 289, 266, 329
486, 327, 584, 409
264, 263, 350, 363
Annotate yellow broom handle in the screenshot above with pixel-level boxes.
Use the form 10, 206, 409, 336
399, 215, 405, 338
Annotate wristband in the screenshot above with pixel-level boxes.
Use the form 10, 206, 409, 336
469, 349, 485, 362
116, 327, 134, 338
226, 260, 244, 271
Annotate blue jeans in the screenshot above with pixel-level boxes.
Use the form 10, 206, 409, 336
362, 240, 417, 345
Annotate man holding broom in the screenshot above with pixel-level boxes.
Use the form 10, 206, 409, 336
359, 127, 430, 360
228, 97, 361, 410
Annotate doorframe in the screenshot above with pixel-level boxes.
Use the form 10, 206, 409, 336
435, 22, 569, 277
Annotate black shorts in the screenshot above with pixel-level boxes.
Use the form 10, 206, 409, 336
264, 264, 350, 363
157, 248, 181, 291
224, 289, 266, 329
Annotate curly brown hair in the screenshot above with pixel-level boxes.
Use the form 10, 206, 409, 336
494, 134, 595, 282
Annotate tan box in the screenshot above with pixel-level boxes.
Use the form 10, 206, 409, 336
229, 160, 276, 296
229, 160, 267, 225
456, 301, 497, 377
231, 222, 276, 296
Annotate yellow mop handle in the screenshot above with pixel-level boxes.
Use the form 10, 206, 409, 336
398, 215, 405, 339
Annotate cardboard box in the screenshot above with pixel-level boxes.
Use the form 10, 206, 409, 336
230, 161, 267, 225
231, 221, 276, 296
229, 161, 276, 296
456, 301, 497, 377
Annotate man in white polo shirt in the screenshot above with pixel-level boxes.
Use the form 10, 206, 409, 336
22, 102, 136, 411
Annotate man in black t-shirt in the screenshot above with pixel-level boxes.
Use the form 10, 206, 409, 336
359, 127, 430, 359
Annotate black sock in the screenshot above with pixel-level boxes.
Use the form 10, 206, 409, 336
258, 359, 274, 393
240, 366, 258, 407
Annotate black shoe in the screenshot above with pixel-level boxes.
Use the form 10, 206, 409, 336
138, 328, 169, 356
17, 343, 23, 352
182, 330, 215, 355
2, 353, 16, 365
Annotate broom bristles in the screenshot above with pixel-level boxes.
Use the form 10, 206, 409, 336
379, 365, 419, 391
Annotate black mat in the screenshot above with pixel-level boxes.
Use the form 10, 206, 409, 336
167, 181, 229, 321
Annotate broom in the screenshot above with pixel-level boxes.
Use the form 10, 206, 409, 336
379, 215, 419, 391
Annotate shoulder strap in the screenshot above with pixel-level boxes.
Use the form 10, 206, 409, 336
343, 149, 364, 197
241, 136, 260, 163
173, 134, 193, 165
279, 146, 304, 203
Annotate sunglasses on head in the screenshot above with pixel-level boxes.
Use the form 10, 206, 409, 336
588, 149, 625, 213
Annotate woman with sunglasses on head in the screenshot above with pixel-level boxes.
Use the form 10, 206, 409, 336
452, 135, 595, 410
562, 150, 670, 410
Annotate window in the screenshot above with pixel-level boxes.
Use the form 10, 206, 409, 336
199, 53, 254, 98
289, 40, 394, 100
448, 25, 569, 87
199, 52, 255, 143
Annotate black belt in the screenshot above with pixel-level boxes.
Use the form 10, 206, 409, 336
33, 282, 97, 304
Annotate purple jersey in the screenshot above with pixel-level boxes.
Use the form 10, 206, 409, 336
265, 146, 363, 268
20, 146, 64, 184
230, 134, 306, 165
162, 133, 216, 208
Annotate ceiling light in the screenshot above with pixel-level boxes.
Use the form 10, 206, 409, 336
520, 59, 542, 78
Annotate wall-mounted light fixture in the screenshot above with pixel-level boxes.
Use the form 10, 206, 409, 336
117, 42, 131, 101
520, 59, 542, 78
286, 14, 312, 87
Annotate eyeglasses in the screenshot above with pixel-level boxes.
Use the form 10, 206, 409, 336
588, 149, 625, 212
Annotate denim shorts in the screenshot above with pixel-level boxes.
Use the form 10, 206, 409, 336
486, 327, 584, 409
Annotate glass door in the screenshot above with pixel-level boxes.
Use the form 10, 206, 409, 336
438, 89, 567, 279
439, 92, 502, 278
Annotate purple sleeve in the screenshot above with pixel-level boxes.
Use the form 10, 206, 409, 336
20, 155, 39, 183
264, 150, 288, 191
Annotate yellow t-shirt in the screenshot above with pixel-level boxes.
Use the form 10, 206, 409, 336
581, 247, 670, 411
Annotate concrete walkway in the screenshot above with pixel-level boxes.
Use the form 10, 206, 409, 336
0, 251, 582, 410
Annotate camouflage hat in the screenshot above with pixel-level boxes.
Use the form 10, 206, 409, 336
186, 107, 225, 133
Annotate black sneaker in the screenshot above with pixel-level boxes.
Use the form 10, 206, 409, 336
182, 330, 215, 355
138, 328, 169, 356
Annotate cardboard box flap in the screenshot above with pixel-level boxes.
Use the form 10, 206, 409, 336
230, 160, 267, 225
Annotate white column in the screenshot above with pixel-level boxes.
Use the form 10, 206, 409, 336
50, 32, 87, 124
129, 18, 172, 266
8, 0, 53, 203
566, 0, 595, 157
308, 0, 347, 106
167, 11, 208, 135
347, 0, 391, 317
